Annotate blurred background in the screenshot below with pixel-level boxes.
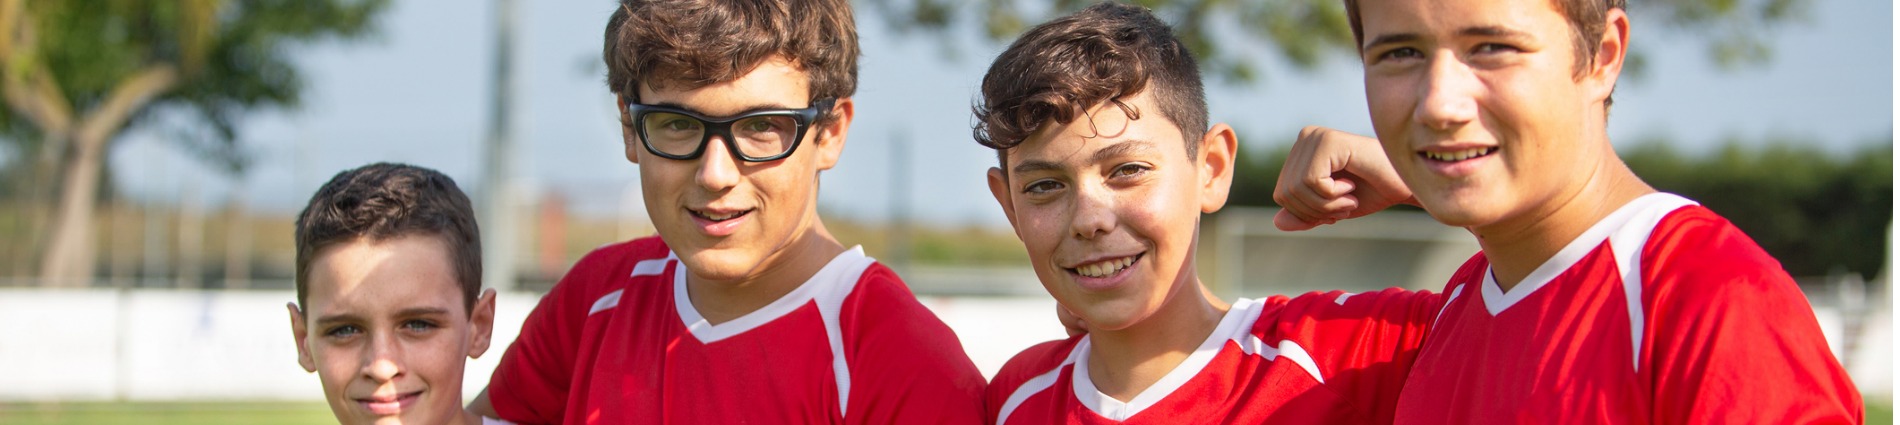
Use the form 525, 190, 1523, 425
0, 0, 1889, 423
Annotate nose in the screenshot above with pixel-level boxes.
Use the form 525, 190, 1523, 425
1069, 184, 1114, 240
361, 333, 402, 383
696, 136, 742, 191
1413, 51, 1480, 131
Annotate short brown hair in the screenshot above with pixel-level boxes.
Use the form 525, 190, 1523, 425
294, 163, 481, 312
604, 0, 859, 105
1343, 0, 1625, 101
973, 1, 1209, 163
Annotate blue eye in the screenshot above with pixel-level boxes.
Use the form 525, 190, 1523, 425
325, 325, 362, 339
400, 320, 438, 333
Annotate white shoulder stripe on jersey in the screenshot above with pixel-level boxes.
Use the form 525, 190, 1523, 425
1236, 335, 1326, 385
1607, 193, 1697, 371
1334, 292, 1356, 305
1434, 284, 1464, 327
587, 253, 677, 316
812, 247, 876, 417
629, 255, 672, 277
995, 343, 1087, 425
588, 289, 623, 315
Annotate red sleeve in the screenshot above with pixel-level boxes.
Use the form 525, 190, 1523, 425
485, 244, 630, 424
1645, 214, 1862, 424
1263, 287, 1442, 424
840, 265, 988, 425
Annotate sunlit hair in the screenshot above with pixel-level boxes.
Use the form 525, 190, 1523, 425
972, 1, 1209, 166
294, 163, 481, 312
1342, 0, 1626, 106
603, 0, 859, 111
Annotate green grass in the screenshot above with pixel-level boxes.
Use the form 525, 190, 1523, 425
1871, 397, 1893, 425
0, 402, 335, 425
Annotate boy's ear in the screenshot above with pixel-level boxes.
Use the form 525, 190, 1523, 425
1584, 8, 1630, 108
1198, 123, 1239, 213
811, 97, 855, 172
986, 167, 1021, 230
617, 97, 641, 165
467, 289, 498, 359
287, 302, 317, 373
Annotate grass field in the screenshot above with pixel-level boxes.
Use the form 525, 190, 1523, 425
0, 402, 334, 425
1, 399, 1890, 423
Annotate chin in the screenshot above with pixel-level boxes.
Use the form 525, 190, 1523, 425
677, 249, 764, 282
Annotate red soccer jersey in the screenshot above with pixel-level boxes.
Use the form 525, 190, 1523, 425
1394, 193, 1862, 424
985, 287, 1440, 424
485, 237, 987, 424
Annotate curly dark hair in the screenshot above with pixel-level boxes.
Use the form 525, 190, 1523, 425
294, 162, 481, 311
604, 0, 858, 105
972, 1, 1208, 167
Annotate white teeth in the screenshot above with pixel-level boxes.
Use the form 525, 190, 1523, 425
1075, 256, 1136, 278
1423, 147, 1494, 162
696, 210, 743, 221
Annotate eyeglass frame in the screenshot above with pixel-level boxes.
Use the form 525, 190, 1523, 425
624, 98, 837, 162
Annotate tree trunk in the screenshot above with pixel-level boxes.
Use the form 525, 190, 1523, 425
35, 65, 176, 288
38, 131, 103, 287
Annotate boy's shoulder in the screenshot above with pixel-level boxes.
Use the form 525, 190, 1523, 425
548, 236, 676, 299
1644, 205, 1787, 284
987, 336, 1083, 401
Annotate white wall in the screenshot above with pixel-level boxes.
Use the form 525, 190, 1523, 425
0, 288, 1880, 402
0, 288, 1066, 402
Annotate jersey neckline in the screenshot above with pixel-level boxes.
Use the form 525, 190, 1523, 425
1070, 298, 1265, 420
1479, 193, 1697, 315
671, 245, 872, 343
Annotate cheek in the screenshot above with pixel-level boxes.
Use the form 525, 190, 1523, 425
313, 345, 360, 387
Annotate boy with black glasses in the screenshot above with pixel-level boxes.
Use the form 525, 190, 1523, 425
465, 0, 985, 423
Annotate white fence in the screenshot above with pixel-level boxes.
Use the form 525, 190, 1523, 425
0, 287, 1884, 402
0, 288, 1065, 402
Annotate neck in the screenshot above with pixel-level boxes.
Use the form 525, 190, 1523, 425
1472, 151, 1654, 291
686, 218, 845, 324
1085, 273, 1228, 402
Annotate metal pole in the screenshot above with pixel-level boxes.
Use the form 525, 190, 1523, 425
481, 0, 521, 291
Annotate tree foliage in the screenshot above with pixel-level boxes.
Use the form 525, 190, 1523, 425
1228, 138, 1893, 280
0, 0, 388, 286
864, 0, 1814, 82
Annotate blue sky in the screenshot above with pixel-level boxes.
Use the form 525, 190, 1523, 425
109, 0, 1893, 230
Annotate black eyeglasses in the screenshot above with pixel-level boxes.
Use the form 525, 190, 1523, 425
625, 98, 835, 162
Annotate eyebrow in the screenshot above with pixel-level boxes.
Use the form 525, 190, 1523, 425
1009, 139, 1162, 176
647, 101, 804, 118
1362, 26, 1534, 51
312, 307, 451, 326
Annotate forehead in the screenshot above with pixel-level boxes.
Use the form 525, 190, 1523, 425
1007, 96, 1185, 170
636, 56, 813, 116
304, 236, 463, 314
1358, 0, 1567, 38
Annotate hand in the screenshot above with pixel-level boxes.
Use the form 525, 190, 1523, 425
1272, 126, 1414, 231
1057, 304, 1088, 338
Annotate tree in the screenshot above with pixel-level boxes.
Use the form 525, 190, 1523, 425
865, 0, 1812, 81
0, 0, 388, 287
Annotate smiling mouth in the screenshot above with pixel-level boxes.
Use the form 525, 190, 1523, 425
1068, 253, 1143, 278
689, 208, 753, 222
357, 391, 420, 415
1420, 147, 1497, 162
